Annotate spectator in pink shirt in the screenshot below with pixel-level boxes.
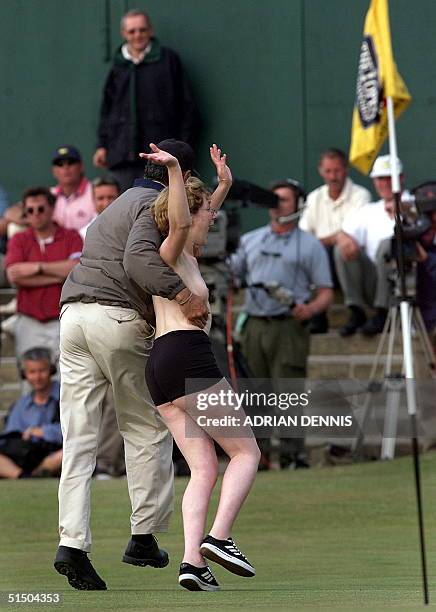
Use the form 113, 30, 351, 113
52, 146, 97, 232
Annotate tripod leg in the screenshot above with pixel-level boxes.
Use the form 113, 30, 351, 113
381, 380, 402, 460
352, 307, 395, 457
413, 307, 436, 376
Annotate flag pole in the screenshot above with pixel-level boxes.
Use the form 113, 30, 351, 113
387, 95, 429, 605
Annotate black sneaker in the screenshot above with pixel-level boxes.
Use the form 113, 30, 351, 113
200, 535, 255, 577
361, 308, 388, 336
178, 562, 220, 591
122, 536, 169, 568
54, 546, 107, 590
339, 306, 367, 337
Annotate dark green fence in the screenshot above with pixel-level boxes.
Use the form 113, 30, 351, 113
1, 0, 434, 230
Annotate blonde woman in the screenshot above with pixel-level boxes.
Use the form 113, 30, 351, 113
142, 143, 260, 591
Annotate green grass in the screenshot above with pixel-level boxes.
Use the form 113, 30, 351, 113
2, 455, 436, 611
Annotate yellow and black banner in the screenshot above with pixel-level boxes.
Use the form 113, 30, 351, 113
349, 0, 411, 174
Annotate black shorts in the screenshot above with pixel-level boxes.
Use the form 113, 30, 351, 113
0, 433, 61, 473
145, 330, 223, 406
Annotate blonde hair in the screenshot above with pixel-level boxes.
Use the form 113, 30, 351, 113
153, 176, 209, 236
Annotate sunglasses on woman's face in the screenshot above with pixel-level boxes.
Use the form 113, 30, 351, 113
25, 205, 47, 215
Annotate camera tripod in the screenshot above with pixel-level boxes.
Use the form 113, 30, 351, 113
352, 297, 435, 460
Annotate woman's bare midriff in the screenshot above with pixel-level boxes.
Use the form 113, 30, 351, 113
153, 250, 211, 338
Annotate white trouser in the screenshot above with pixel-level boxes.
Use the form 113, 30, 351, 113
58, 302, 174, 552
14, 314, 60, 364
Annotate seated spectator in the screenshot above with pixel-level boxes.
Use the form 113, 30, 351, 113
0, 182, 10, 255
0, 182, 13, 288
334, 155, 403, 336
0, 347, 62, 478
51, 145, 97, 232
4, 187, 82, 362
299, 148, 371, 333
79, 176, 120, 240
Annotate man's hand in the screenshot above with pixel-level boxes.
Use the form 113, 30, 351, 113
291, 303, 314, 321
7, 262, 40, 282
22, 427, 44, 441
93, 147, 107, 168
210, 144, 232, 185
176, 289, 209, 328
139, 143, 179, 168
415, 241, 428, 263
4, 203, 27, 225
320, 232, 338, 247
337, 231, 360, 261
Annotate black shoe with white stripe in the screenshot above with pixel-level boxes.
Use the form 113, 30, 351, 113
178, 562, 220, 591
200, 535, 255, 577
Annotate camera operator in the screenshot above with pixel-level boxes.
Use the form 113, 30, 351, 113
415, 208, 436, 353
229, 179, 333, 470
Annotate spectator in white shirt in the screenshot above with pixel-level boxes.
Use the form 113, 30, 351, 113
299, 148, 371, 332
334, 155, 404, 336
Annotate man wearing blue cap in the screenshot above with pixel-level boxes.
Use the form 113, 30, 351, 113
52, 146, 97, 232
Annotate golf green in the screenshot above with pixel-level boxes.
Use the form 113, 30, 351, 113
1, 454, 436, 610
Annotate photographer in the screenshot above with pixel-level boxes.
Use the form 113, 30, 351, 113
229, 179, 333, 469
415, 208, 436, 353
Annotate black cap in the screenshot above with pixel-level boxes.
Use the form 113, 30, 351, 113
52, 145, 82, 164
156, 139, 195, 172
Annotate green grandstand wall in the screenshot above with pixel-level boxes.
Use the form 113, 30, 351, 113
0, 0, 434, 229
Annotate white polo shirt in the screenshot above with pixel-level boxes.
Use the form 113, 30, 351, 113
342, 199, 395, 263
299, 178, 371, 239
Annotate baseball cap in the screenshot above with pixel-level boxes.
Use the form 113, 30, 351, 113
52, 145, 82, 164
370, 154, 403, 178
155, 139, 195, 172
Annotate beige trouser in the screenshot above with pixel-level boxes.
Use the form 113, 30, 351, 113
58, 302, 174, 552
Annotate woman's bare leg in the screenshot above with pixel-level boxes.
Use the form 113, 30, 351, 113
175, 385, 260, 541
157, 401, 218, 566
207, 434, 260, 540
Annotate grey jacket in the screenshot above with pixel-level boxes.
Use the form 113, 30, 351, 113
60, 184, 185, 322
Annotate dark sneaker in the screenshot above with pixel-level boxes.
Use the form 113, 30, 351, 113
200, 535, 255, 577
54, 546, 107, 590
339, 306, 367, 337
280, 455, 310, 470
309, 312, 329, 334
361, 308, 388, 336
122, 536, 169, 568
178, 562, 220, 591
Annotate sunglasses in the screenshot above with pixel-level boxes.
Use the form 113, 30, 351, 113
25, 205, 47, 215
53, 159, 78, 167
126, 27, 148, 34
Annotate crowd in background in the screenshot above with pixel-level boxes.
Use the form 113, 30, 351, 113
1, 8, 436, 480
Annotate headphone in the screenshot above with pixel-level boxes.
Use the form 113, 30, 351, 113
19, 347, 57, 380
271, 178, 307, 212
282, 178, 306, 211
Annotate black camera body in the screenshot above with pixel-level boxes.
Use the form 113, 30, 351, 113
390, 182, 436, 265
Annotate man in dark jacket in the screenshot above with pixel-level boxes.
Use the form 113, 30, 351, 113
93, 9, 197, 192
54, 139, 208, 591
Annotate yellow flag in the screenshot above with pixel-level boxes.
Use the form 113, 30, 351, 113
349, 0, 411, 174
